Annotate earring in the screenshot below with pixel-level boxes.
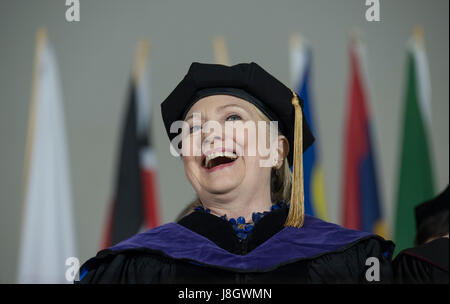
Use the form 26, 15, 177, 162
273, 158, 283, 169
272, 157, 278, 168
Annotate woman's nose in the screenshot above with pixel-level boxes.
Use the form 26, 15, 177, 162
201, 120, 226, 149
203, 134, 222, 147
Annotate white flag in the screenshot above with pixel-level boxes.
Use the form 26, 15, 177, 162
17, 29, 77, 284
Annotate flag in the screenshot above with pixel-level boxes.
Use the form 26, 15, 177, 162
101, 39, 161, 248
290, 35, 327, 220
342, 35, 387, 238
17, 28, 77, 283
394, 28, 435, 254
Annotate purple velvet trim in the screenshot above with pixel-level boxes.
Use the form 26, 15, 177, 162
109, 215, 372, 271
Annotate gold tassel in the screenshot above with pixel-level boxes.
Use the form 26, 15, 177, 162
285, 90, 305, 228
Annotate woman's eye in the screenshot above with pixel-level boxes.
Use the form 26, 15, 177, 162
225, 114, 242, 121
190, 125, 202, 133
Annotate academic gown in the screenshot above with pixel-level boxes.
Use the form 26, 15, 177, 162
393, 237, 449, 284
77, 205, 394, 283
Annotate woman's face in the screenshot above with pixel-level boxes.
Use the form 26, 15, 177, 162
181, 95, 281, 201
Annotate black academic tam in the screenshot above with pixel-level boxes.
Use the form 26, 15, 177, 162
160, 62, 315, 166
78, 206, 394, 283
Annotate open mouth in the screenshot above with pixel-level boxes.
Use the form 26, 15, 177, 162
202, 151, 238, 170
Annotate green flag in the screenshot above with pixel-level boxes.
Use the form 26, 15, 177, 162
394, 32, 435, 255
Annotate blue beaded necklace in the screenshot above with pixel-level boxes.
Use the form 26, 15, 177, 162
194, 201, 287, 241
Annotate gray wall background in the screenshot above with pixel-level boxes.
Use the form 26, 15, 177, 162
0, 0, 448, 283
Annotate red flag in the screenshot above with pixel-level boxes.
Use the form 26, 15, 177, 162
342, 38, 385, 236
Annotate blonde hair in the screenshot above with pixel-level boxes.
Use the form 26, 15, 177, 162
175, 104, 292, 222
254, 106, 292, 205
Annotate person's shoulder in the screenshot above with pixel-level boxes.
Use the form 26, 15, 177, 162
77, 223, 184, 284
297, 215, 394, 256
393, 237, 449, 283
294, 216, 394, 283
77, 249, 173, 284
395, 238, 449, 266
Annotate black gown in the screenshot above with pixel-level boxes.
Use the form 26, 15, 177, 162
77, 205, 394, 283
393, 237, 449, 284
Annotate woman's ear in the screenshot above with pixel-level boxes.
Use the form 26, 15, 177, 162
276, 135, 289, 168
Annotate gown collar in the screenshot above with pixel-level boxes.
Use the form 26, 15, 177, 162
99, 214, 379, 272
177, 203, 288, 254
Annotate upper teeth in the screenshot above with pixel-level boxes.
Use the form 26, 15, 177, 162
205, 151, 237, 168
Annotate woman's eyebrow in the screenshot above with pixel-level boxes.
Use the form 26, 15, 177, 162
185, 114, 195, 122
185, 103, 247, 121
185, 112, 202, 122
217, 103, 247, 112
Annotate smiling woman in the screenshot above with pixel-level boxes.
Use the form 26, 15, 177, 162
77, 62, 395, 283
179, 95, 293, 221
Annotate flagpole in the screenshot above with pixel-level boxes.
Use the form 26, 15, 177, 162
133, 38, 150, 86
212, 36, 230, 65
290, 32, 303, 47
348, 27, 374, 115
289, 32, 305, 90
411, 25, 432, 127
413, 25, 425, 48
